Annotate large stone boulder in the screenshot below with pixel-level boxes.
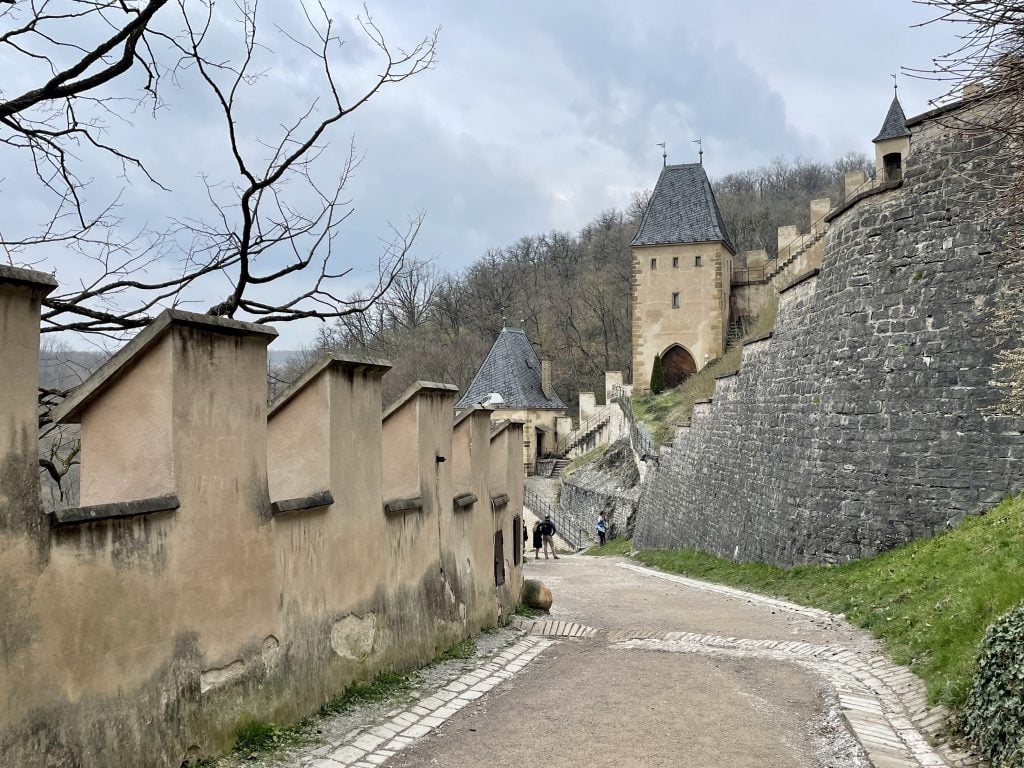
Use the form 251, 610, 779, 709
521, 579, 553, 612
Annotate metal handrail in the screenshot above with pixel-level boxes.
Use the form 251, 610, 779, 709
523, 486, 585, 552
731, 172, 880, 285
553, 405, 611, 457
611, 385, 655, 459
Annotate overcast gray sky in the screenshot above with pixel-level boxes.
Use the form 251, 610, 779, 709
2, 1, 960, 348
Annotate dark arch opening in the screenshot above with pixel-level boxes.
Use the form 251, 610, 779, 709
883, 152, 903, 182
661, 345, 697, 388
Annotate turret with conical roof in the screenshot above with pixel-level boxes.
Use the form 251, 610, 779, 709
873, 89, 911, 182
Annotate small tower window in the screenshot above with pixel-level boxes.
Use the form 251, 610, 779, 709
695, 255, 703, 267
650, 257, 657, 270
883, 152, 903, 182
672, 257, 679, 268
671, 292, 680, 308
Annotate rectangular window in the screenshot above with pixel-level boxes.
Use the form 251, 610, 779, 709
513, 516, 522, 565
672, 292, 680, 308
695, 255, 703, 267
493, 530, 505, 586
672, 256, 679, 268
650, 257, 657, 270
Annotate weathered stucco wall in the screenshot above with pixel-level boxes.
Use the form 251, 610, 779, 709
631, 240, 732, 392
0, 301, 524, 768
634, 108, 1024, 566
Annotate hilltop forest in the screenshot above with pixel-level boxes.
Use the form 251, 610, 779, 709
276, 152, 871, 409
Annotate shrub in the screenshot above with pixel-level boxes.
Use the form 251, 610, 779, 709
650, 353, 665, 394
962, 600, 1024, 767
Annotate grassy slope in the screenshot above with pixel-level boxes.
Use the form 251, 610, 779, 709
583, 537, 633, 556
636, 494, 1024, 712
632, 299, 778, 445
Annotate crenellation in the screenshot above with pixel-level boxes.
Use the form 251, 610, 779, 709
0, 303, 525, 767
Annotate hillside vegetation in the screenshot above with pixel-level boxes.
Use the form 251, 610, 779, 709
632, 297, 778, 445
272, 155, 869, 406
635, 493, 1024, 714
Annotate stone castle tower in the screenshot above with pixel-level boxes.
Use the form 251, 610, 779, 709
630, 91, 913, 395
630, 162, 735, 393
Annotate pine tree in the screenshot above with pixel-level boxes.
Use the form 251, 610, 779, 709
650, 353, 665, 394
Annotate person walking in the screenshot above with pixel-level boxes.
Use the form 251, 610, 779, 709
532, 520, 543, 560
596, 512, 608, 546
540, 515, 560, 560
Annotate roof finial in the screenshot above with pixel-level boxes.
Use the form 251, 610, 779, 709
693, 137, 703, 165
501, 313, 507, 329
656, 142, 666, 167
892, 72, 898, 94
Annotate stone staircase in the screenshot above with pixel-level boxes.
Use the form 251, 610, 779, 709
764, 221, 827, 284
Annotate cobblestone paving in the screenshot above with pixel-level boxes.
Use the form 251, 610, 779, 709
299, 636, 553, 767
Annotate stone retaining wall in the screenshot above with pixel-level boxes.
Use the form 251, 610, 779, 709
634, 104, 1024, 565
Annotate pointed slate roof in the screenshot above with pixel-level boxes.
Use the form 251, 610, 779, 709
455, 328, 567, 410
631, 163, 733, 250
873, 94, 911, 142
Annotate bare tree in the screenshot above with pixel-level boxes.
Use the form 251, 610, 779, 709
910, 1, 1024, 415
1, 0, 438, 491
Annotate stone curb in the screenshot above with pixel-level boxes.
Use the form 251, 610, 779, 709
302, 635, 554, 767
614, 563, 982, 768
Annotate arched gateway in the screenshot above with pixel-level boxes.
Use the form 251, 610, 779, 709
662, 344, 697, 388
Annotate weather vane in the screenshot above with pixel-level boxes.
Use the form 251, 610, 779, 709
656, 142, 666, 167
892, 72, 898, 93
693, 137, 703, 165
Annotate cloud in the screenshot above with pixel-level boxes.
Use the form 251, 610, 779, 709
0, 1, 961, 348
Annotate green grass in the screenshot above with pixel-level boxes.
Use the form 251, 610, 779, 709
584, 537, 633, 556
636, 494, 1024, 714
433, 637, 476, 662
633, 300, 777, 446
232, 718, 308, 754
319, 670, 411, 716
514, 602, 543, 618
563, 444, 609, 476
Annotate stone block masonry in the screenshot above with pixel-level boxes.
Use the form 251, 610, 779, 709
634, 103, 1024, 565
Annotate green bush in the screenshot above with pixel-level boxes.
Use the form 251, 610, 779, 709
650, 353, 665, 394
962, 600, 1024, 767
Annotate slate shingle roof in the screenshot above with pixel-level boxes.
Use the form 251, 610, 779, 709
873, 95, 911, 142
631, 163, 733, 250
455, 328, 567, 410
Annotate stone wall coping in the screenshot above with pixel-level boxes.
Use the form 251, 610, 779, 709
905, 93, 980, 129
741, 331, 774, 347
453, 404, 491, 429
0, 264, 58, 294
382, 380, 460, 423
453, 492, 477, 510
824, 180, 902, 223
489, 418, 525, 441
490, 493, 510, 510
49, 493, 180, 527
52, 308, 278, 424
270, 490, 334, 516
268, 353, 392, 417
777, 268, 821, 296
383, 496, 423, 515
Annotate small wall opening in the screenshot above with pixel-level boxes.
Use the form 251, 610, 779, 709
883, 152, 903, 182
513, 516, 522, 565
493, 530, 505, 586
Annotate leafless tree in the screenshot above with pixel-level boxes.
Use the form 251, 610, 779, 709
910, 1, 1024, 415
1, 0, 438, 491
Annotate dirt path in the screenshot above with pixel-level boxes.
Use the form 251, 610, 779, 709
382, 555, 872, 768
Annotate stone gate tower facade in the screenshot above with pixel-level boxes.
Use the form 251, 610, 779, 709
630, 163, 735, 393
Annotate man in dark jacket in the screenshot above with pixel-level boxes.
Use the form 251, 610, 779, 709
539, 515, 559, 560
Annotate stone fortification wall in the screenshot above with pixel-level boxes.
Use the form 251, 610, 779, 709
559, 439, 640, 545
0, 278, 524, 768
634, 107, 1024, 566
